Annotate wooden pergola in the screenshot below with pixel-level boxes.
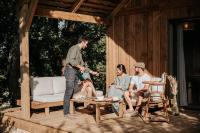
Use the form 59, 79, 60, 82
18, 0, 130, 119
18, 0, 200, 119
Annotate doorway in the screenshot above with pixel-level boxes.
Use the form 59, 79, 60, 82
169, 18, 200, 108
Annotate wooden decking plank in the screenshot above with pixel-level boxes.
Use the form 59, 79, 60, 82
2, 108, 200, 133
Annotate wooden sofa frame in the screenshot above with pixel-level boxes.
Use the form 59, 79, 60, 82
17, 99, 63, 115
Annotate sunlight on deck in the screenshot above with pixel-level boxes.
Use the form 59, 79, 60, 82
1, 108, 200, 133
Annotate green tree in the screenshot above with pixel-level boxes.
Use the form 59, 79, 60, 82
0, 0, 19, 106
30, 18, 107, 91
0, 0, 107, 107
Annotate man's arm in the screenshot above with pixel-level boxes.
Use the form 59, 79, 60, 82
84, 63, 98, 75
137, 75, 151, 92
137, 84, 149, 92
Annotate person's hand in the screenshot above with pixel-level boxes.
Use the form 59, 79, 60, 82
90, 71, 99, 76
79, 66, 85, 73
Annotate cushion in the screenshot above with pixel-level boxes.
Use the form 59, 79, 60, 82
150, 77, 164, 93
53, 76, 66, 94
150, 77, 164, 101
31, 77, 54, 96
32, 93, 64, 102
151, 86, 164, 93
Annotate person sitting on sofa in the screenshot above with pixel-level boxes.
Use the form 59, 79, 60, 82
124, 62, 151, 116
61, 59, 97, 99
107, 64, 131, 113
73, 72, 97, 99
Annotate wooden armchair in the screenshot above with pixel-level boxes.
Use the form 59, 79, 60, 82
142, 73, 170, 123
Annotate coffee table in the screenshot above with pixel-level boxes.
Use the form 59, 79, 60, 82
70, 98, 124, 123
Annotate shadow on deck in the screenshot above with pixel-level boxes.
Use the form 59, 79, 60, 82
1, 108, 200, 133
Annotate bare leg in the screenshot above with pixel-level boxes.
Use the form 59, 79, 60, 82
85, 86, 93, 97
124, 91, 134, 111
86, 81, 96, 96
81, 81, 89, 92
135, 95, 143, 111
83, 81, 97, 97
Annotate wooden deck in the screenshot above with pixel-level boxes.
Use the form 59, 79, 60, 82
1, 108, 200, 133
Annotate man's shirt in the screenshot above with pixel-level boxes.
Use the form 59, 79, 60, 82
66, 44, 90, 72
130, 73, 151, 90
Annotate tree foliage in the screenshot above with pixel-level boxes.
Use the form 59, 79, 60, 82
30, 17, 107, 90
0, 0, 19, 105
0, 0, 107, 106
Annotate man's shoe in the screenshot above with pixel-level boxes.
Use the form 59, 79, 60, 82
64, 114, 71, 118
64, 113, 79, 119
64, 114, 74, 118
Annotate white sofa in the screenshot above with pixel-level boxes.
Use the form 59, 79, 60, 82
31, 76, 66, 103
26, 76, 103, 115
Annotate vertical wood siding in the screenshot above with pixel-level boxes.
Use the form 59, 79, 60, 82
106, 0, 200, 85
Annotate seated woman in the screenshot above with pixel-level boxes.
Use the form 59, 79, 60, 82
75, 72, 97, 98
61, 59, 96, 99
107, 64, 131, 113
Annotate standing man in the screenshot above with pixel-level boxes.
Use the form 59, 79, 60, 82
63, 36, 98, 117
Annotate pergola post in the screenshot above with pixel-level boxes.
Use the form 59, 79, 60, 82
19, 3, 30, 119
19, 0, 38, 119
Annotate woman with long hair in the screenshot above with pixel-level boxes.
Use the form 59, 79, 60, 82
107, 64, 131, 113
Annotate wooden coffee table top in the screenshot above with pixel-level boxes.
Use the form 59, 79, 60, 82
71, 97, 122, 106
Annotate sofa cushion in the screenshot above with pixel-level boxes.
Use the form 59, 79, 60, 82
53, 76, 66, 94
32, 93, 64, 102
31, 77, 54, 96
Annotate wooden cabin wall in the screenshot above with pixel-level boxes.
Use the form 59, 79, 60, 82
106, 0, 200, 86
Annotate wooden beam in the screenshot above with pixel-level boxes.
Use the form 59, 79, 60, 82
87, 0, 116, 7
16, 0, 29, 15
71, 0, 86, 13
25, 0, 39, 31
35, 6, 109, 24
79, 7, 109, 14
39, 0, 72, 9
19, 3, 30, 119
83, 3, 113, 10
110, 0, 130, 17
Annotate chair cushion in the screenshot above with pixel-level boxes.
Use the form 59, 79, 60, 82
32, 93, 64, 102
31, 77, 54, 96
150, 77, 164, 101
53, 76, 66, 94
151, 86, 164, 94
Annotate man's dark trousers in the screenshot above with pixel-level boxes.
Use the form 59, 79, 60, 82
63, 66, 79, 115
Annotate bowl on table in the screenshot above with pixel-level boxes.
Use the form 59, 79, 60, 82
96, 96, 104, 101
112, 97, 120, 101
